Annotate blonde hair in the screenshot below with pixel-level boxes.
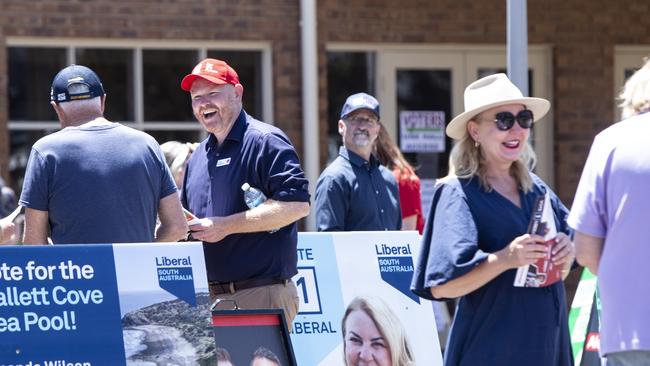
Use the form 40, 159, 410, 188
619, 57, 650, 119
448, 116, 536, 192
374, 124, 416, 179
341, 296, 415, 366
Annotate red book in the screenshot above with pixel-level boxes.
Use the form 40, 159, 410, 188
513, 192, 563, 287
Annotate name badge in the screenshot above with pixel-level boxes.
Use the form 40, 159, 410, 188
216, 158, 231, 167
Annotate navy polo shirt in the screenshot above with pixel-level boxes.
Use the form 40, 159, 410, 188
314, 146, 401, 231
181, 110, 310, 283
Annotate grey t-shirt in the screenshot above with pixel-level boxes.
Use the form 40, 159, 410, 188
20, 122, 177, 244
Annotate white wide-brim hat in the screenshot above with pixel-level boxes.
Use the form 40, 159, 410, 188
446, 73, 551, 140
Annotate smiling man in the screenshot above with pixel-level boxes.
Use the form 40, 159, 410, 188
314, 93, 401, 232
179, 58, 310, 329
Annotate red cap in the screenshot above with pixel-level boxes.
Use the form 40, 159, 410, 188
180, 58, 240, 91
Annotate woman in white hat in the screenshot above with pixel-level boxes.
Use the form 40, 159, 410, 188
411, 74, 575, 365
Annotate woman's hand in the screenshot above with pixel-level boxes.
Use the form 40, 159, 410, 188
499, 233, 549, 269
551, 232, 575, 269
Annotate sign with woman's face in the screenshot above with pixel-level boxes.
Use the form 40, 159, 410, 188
343, 309, 391, 366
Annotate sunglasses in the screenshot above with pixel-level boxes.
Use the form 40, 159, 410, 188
491, 110, 534, 131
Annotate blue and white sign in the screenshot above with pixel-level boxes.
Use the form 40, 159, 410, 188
291, 231, 443, 366
0, 242, 211, 366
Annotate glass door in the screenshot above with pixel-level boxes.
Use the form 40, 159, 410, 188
377, 51, 464, 215
377, 47, 553, 196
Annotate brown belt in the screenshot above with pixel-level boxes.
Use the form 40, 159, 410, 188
209, 278, 288, 295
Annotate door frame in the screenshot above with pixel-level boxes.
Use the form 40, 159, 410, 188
339, 44, 556, 185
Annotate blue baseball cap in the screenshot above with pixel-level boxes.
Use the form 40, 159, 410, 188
50, 65, 105, 103
340, 92, 380, 119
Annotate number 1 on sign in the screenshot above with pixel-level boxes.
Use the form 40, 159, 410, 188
293, 267, 322, 314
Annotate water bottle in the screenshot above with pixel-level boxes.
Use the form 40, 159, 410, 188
241, 183, 278, 233
242, 182, 267, 208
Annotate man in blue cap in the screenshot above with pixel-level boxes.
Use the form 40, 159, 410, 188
20, 65, 187, 244
314, 92, 401, 231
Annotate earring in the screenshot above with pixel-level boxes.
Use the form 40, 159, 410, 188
474, 140, 480, 148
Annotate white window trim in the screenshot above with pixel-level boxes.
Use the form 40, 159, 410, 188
6, 37, 274, 130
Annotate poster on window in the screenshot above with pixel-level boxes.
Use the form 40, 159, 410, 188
400, 110, 446, 153
0, 242, 212, 366
291, 231, 443, 366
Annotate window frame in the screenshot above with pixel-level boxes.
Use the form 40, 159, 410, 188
6, 37, 274, 133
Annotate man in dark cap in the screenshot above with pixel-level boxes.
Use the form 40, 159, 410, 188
314, 92, 401, 231
20, 65, 187, 245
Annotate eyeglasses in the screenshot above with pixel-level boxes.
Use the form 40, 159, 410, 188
490, 110, 534, 131
346, 115, 379, 126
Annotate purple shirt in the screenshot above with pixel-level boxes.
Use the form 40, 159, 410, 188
568, 113, 650, 355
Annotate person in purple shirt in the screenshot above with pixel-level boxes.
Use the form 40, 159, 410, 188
569, 59, 650, 365
179, 58, 310, 328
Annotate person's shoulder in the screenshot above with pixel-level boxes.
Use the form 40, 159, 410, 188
433, 175, 468, 199
114, 124, 158, 142
245, 114, 289, 141
31, 129, 74, 152
595, 114, 650, 144
528, 172, 550, 190
318, 156, 350, 180
436, 175, 462, 189
378, 164, 398, 184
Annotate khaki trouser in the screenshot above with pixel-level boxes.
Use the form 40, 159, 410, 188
210, 281, 299, 331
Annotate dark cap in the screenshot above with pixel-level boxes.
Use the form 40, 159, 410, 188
50, 65, 105, 103
181, 58, 240, 91
340, 92, 380, 119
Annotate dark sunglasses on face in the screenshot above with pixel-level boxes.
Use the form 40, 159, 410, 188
492, 109, 534, 131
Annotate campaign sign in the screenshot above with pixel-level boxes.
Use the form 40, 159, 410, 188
0, 242, 212, 366
569, 268, 603, 365
291, 231, 443, 366
0, 245, 124, 365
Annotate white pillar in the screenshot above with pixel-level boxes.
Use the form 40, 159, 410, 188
507, 0, 529, 96
300, 0, 319, 231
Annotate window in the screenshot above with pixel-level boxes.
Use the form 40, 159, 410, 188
143, 49, 196, 122
326, 51, 375, 163
76, 48, 135, 122
207, 50, 263, 119
6, 40, 270, 194
8, 47, 66, 121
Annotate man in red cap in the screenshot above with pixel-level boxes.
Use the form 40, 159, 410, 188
180, 58, 310, 328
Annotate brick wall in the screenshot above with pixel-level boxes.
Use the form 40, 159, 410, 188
0, 0, 304, 176
4, 0, 649, 201
317, 0, 650, 206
